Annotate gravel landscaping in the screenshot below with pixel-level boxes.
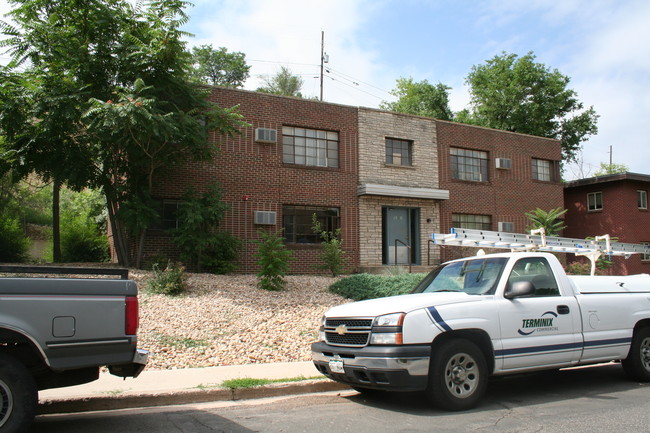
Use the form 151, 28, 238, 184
129, 271, 349, 370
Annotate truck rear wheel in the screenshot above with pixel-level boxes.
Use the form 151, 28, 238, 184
427, 339, 487, 411
0, 354, 38, 433
622, 327, 650, 382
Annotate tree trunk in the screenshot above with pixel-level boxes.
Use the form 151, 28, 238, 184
105, 191, 130, 267
52, 179, 61, 262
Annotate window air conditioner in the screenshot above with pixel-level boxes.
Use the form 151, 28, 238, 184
255, 128, 277, 144
254, 211, 277, 225
495, 158, 512, 169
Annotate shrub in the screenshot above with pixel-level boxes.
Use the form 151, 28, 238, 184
61, 214, 109, 262
329, 273, 426, 301
254, 229, 293, 291
146, 261, 187, 296
312, 214, 346, 276
0, 216, 30, 263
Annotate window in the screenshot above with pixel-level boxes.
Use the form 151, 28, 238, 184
507, 257, 559, 297
532, 158, 557, 182
283, 206, 340, 244
587, 192, 603, 211
385, 138, 412, 166
282, 126, 339, 168
638, 190, 647, 209
452, 214, 492, 230
150, 199, 181, 230
450, 148, 488, 182
642, 242, 650, 262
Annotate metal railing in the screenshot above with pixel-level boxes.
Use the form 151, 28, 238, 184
393, 239, 412, 273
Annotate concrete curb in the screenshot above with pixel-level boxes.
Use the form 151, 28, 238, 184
38, 379, 350, 415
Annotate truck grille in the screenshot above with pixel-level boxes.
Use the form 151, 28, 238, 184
324, 317, 373, 347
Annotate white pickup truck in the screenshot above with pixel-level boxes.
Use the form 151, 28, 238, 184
311, 251, 650, 410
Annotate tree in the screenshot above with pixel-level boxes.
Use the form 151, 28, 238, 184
1, 0, 246, 267
188, 44, 250, 87
462, 52, 599, 163
594, 162, 629, 176
525, 207, 567, 237
254, 229, 293, 291
257, 66, 303, 97
380, 77, 453, 120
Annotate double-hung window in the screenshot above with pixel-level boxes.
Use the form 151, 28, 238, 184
282, 127, 339, 168
587, 192, 603, 211
386, 138, 412, 166
450, 148, 488, 182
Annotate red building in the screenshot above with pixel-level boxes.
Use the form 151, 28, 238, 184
564, 172, 650, 275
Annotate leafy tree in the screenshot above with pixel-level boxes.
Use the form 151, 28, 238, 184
1, 0, 246, 267
257, 66, 303, 97
0, 214, 30, 262
594, 162, 629, 176
254, 229, 293, 291
171, 185, 240, 273
461, 52, 599, 163
525, 207, 567, 236
188, 44, 250, 87
380, 77, 453, 120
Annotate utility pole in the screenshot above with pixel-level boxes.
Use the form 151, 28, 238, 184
320, 31, 324, 101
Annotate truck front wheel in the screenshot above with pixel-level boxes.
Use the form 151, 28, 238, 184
622, 327, 650, 382
427, 339, 487, 411
0, 354, 38, 433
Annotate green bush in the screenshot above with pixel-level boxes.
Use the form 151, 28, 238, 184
0, 216, 30, 263
146, 262, 187, 296
254, 229, 293, 291
329, 273, 426, 301
312, 213, 346, 276
61, 214, 109, 262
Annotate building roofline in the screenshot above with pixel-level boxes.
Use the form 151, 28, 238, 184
564, 172, 650, 188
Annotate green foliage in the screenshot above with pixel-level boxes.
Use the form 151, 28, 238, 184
171, 185, 240, 273
329, 273, 426, 301
594, 162, 629, 176
146, 261, 187, 296
254, 229, 293, 291
257, 66, 303, 97
312, 214, 346, 277
463, 51, 599, 163
188, 44, 250, 87
380, 77, 453, 120
565, 259, 612, 275
525, 207, 568, 236
0, 215, 30, 263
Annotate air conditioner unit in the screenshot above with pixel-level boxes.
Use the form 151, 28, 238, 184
255, 128, 277, 144
495, 158, 512, 169
254, 211, 277, 225
498, 221, 515, 233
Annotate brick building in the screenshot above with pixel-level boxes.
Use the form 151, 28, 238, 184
436, 120, 563, 262
564, 172, 650, 275
143, 87, 564, 273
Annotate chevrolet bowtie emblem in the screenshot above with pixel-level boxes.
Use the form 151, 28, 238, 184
335, 324, 348, 335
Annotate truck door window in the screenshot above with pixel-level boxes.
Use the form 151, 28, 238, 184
507, 257, 559, 296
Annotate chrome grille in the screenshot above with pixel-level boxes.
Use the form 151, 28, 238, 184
324, 317, 373, 347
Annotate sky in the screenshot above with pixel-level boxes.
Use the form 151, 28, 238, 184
2, 0, 649, 179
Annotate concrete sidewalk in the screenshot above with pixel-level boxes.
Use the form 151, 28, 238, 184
38, 361, 348, 415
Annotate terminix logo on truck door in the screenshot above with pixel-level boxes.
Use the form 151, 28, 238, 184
518, 311, 559, 335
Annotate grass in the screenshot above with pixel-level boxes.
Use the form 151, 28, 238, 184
221, 376, 322, 390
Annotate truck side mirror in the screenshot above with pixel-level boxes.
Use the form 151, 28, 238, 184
504, 281, 535, 299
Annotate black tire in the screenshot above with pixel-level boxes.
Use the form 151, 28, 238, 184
427, 339, 487, 411
0, 353, 38, 433
622, 327, 650, 382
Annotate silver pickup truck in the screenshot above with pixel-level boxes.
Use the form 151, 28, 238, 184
0, 265, 148, 432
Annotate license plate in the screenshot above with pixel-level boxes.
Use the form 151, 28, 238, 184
329, 359, 345, 374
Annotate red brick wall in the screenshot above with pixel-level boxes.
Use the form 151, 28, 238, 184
146, 87, 359, 274
435, 120, 564, 262
564, 179, 650, 275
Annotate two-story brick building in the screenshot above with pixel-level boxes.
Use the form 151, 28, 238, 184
142, 87, 564, 273
564, 172, 650, 275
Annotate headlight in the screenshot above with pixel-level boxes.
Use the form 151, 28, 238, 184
370, 312, 404, 345
318, 315, 326, 341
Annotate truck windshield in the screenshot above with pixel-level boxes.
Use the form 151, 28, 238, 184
412, 257, 508, 295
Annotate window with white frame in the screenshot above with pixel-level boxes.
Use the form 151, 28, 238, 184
587, 192, 603, 211
452, 213, 492, 230
532, 158, 557, 182
450, 148, 489, 182
638, 190, 647, 209
282, 126, 339, 168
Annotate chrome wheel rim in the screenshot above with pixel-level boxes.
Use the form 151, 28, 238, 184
640, 337, 650, 371
0, 379, 13, 428
444, 352, 479, 398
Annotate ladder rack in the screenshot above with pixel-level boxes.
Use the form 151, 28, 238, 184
432, 228, 650, 276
